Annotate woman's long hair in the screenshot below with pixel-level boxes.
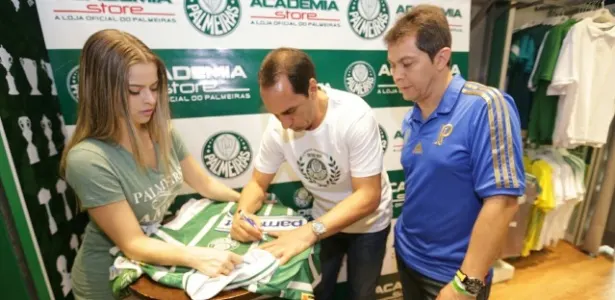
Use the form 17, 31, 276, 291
59, 29, 173, 178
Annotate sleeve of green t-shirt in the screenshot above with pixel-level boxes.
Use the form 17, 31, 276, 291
532, 20, 577, 85
65, 148, 126, 210
529, 31, 550, 90
531, 29, 557, 87
171, 127, 189, 161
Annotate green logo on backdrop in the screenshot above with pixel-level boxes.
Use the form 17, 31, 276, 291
185, 0, 241, 37
297, 149, 341, 188
379, 124, 388, 153
250, 0, 339, 10
202, 131, 252, 179
347, 0, 389, 39
293, 187, 314, 209
344, 61, 376, 97
67, 65, 79, 102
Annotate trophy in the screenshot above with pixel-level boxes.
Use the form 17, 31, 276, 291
20, 58, 41, 95
56, 179, 72, 221
18, 116, 39, 165
10, 0, 19, 12
58, 113, 68, 145
56, 255, 72, 297
41, 114, 57, 156
70, 234, 80, 253
41, 60, 57, 96
38, 187, 57, 235
0, 45, 19, 95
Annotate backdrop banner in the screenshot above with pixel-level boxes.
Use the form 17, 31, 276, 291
8, 0, 470, 298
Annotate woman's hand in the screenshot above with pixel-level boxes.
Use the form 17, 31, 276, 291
184, 247, 243, 277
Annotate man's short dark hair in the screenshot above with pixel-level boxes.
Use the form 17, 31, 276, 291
258, 47, 316, 97
384, 4, 452, 66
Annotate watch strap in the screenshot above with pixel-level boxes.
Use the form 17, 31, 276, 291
452, 276, 473, 297
456, 270, 467, 282
455, 269, 482, 297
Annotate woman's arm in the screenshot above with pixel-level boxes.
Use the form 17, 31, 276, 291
64, 146, 241, 276
180, 154, 241, 202
88, 199, 241, 275
90, 200, 189, 265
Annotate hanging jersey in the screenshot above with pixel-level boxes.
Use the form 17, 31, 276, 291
109, 199, 321, 300
548, 18, 615, 148
506, 24, 552, 130
527, 19, 578, 145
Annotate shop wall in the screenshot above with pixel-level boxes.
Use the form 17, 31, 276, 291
2, 0, 470, 299
0, 1, 89, 299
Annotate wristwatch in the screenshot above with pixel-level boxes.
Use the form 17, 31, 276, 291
455, 269, 485, 296
311, 221, 327, 239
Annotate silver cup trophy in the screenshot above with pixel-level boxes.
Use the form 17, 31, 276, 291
0, 45, 19, 95
20, 57, 42, 95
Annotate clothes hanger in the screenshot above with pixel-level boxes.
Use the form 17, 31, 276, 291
572, 3, 596, 20
591, 4, 615, 24
550, 146, 568, 166
555, 13, 570, 25
545, 7, 569, 25
558, 147, 571, 157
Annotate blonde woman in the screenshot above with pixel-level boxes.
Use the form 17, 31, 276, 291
60, 29, 243, 300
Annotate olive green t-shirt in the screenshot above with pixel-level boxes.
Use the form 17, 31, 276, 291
65, 128, 189, 300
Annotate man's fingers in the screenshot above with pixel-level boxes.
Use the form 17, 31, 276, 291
279, 251, 294, 266
259, 240, 278, 250
234, 224, 261, 242
240, 220, 263, 240
245, 213, 263, 231
266, 231, 283, 238
260, 243, 284, 258
230, 226, 253, 243
271, 248, 284, 259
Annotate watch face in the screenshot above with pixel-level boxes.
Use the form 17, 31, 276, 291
465, 279, 483, 294
313, 222, 325, 234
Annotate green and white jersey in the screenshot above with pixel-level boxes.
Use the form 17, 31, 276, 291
109, 199, 321, 300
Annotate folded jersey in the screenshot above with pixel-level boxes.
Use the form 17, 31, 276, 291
109, 198, 321, 300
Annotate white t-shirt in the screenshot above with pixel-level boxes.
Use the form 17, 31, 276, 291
548, 18, 615, 148
254, 85, 393, 233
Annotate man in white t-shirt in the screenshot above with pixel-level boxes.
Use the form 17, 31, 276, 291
229, 47, 393, 300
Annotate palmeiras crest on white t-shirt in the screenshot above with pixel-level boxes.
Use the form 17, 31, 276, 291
293, 187, 314, 208
297, 149, 341, 188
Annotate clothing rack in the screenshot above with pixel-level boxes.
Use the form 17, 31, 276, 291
544, 0, 608, 16
514, 0, 607, 31
491, 0, 615, 284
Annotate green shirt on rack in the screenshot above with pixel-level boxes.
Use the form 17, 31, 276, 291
528, 19, 578, 145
